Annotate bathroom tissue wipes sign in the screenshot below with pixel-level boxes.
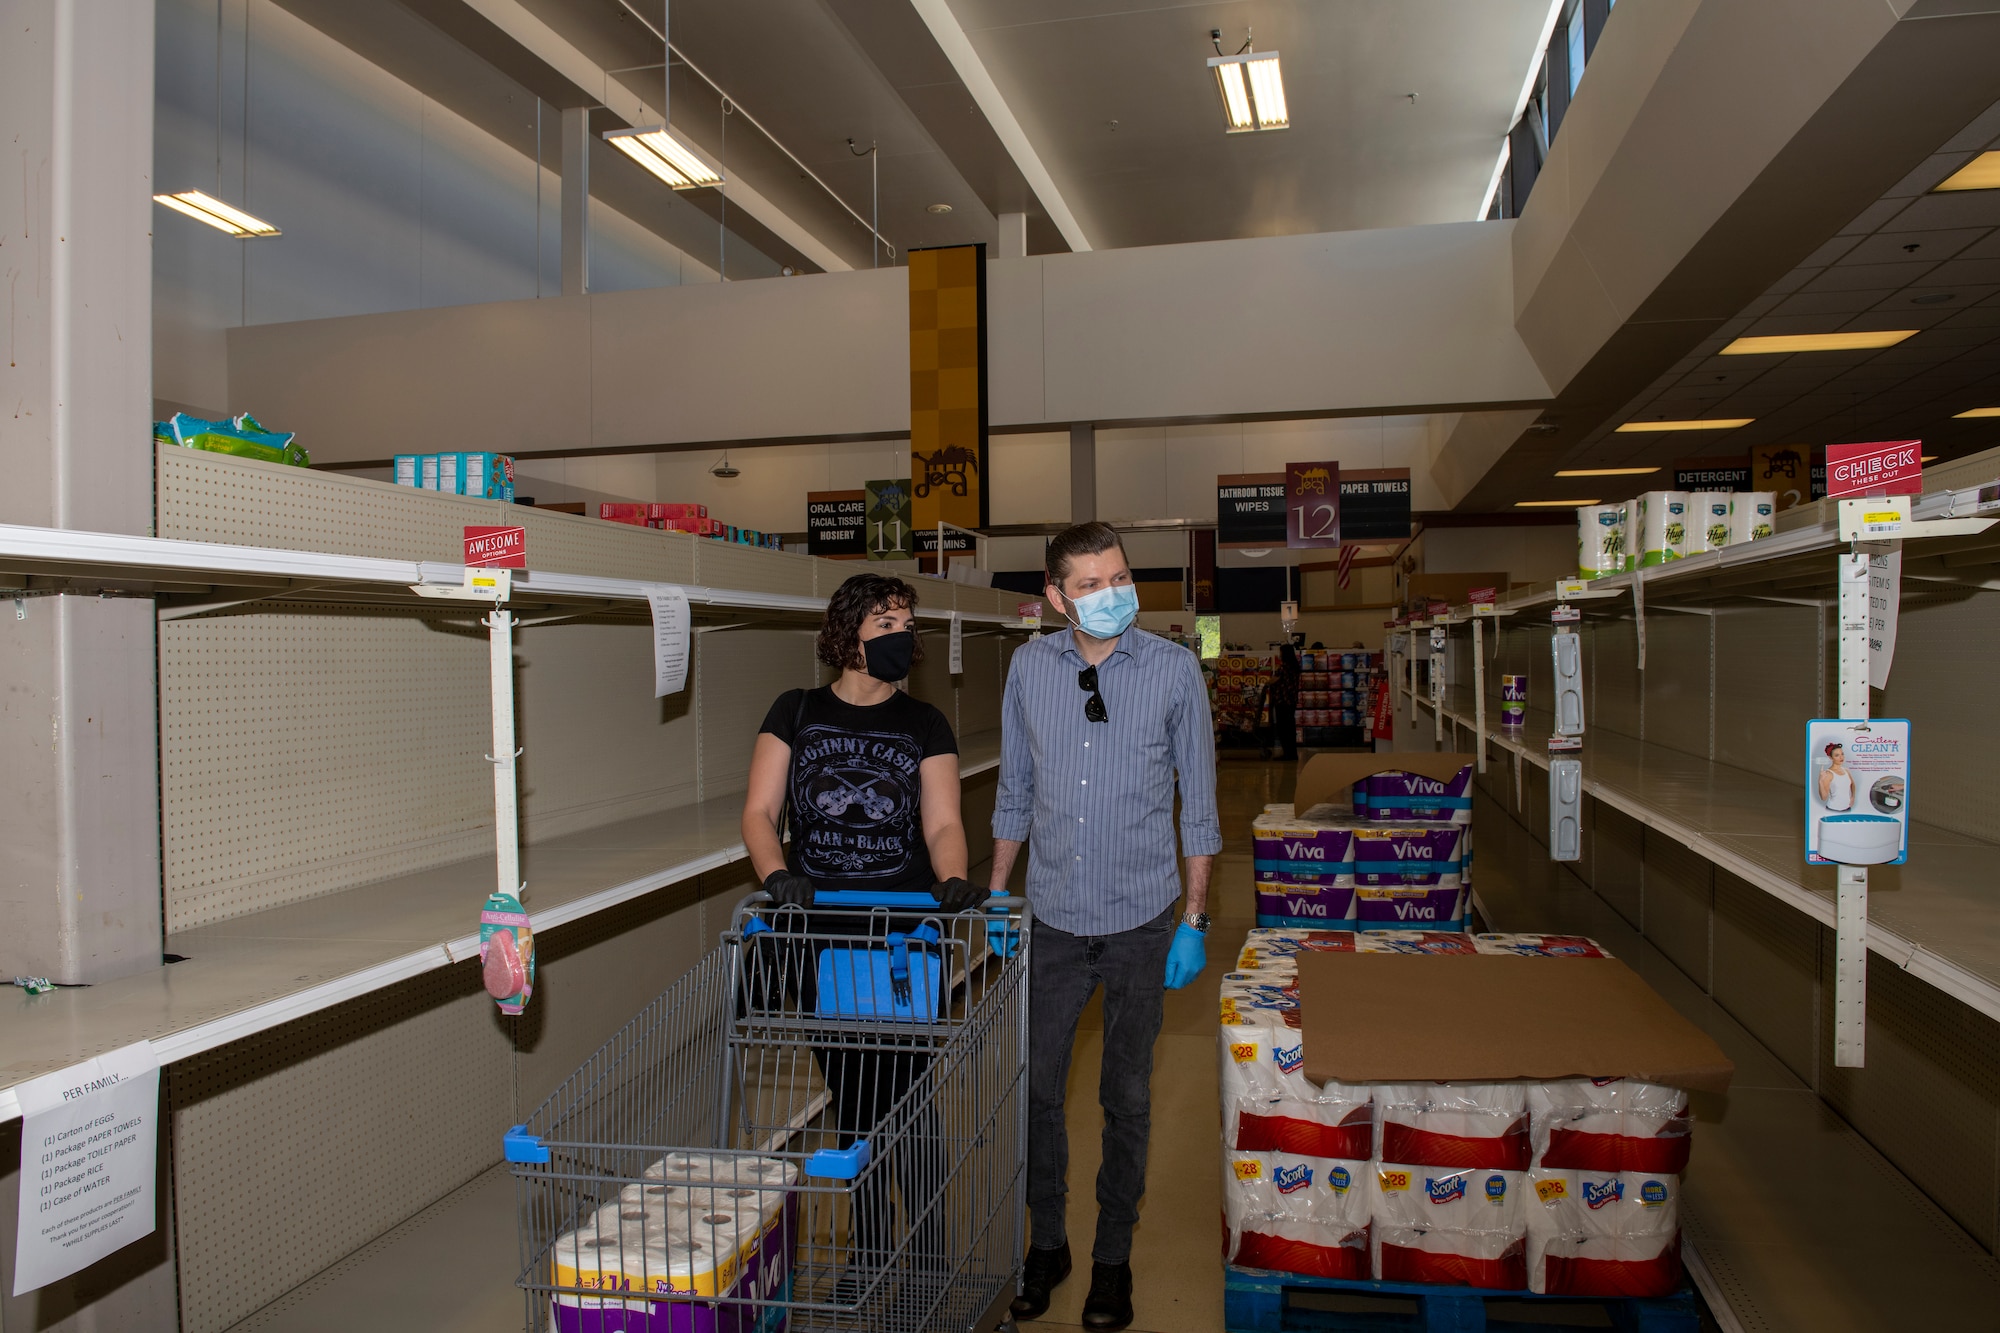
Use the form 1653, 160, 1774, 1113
1805, 719, 1909, 866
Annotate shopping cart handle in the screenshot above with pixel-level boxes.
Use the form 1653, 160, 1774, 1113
804, 1139, 872, 1180
503, 1125, 550, 1165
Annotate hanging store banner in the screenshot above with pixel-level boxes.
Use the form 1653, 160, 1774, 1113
1750, 445, 1815, 511
1191, 528, 1217, 612
1339, 468, 1414, 540
1286, 462, 1341, 549
1218, 473, 1287, 548
864, 479, 914, 561
1825, 440, 1923, 498
806, 490, 867, 559
909, 244, 988, 535
463, 525, 526, 568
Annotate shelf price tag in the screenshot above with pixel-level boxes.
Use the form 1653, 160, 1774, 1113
13, 1041, 160, 1295
1555, 578, 1588, 601
948, 613, 964, 674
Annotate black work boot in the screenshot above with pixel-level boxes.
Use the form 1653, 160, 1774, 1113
1010, 1241, 1072, 1320
1080, 1260, 1133, 1331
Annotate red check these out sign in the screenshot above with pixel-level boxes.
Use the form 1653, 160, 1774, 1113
1825, 440, 1921, 499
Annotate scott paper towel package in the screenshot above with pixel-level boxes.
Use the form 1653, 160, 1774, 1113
1528, 1079, 1691, 1174
1370, 1164, 1527, 1289
1224, 1153, 1373, 1279
1472, 934, 1610, 959
1526, 1169, 1681, 1296
1353, 767, 1474, 824
1376, 1084, 1531, 1171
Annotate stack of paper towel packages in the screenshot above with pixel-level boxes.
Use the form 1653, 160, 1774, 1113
549, 1152, 797, 1330
1219, 928, 1693, 1296
1253, 759, 1475, 932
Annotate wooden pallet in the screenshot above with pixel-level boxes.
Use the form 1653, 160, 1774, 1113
1223, 1264, 1702, 1333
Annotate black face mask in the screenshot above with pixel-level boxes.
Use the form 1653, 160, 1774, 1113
862, 631, 915, 682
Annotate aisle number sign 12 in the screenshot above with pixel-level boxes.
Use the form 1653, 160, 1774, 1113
1286, 461, 1341, 550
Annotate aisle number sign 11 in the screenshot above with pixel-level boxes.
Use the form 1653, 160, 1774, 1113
864, 479, 914, 561
1287, 461, 1340, 550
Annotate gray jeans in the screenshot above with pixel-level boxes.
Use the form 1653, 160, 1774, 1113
1027, 903, 1177, 1265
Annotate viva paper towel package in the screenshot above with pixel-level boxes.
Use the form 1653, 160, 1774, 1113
1634, 491, 1690, 566
1351, 825, 1471, 931
1252, 806, 1358, 928
1730, 492, 1776, 544
1689, 493, 1734, 552
1526, 1169, 1681, 1297
1576, 505, 1625, 578
1353, 765, 1474, 824
1225, 1152, 1373, 1279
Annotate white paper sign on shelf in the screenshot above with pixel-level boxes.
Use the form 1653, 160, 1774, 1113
646, 586, 691, 697
1868, 550, 1900, 689
13, 1041, 161, 1296
948, 613, 964, 674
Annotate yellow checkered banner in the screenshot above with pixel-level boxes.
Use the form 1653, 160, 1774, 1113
909, 244, 988, 536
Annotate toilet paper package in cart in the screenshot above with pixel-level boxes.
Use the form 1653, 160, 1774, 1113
1805, 719, 1908, 866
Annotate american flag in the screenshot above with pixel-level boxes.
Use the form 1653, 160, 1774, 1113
1337, 542, 1356, 589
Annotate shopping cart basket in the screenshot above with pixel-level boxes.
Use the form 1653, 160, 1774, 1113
506, 893, 1031, 1333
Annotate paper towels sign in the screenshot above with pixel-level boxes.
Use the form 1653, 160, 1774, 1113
1805, 718, 1909, 866
13, 1042, 160, 1295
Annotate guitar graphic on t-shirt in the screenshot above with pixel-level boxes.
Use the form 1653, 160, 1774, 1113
813, 772, 895, 821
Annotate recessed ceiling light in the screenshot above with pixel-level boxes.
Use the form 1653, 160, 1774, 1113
927, 203, 954, 215
604, 126, 722, 189
1953, 407, 2000, 418
1516, 499, 1600, 507
1209, 50, 1288, 132
1555, 467, 1662, 477
1613, 419, 1752, 433
153, 189, 280, 237
1934, 151, 2000, 192
1720, 330, 1917, 355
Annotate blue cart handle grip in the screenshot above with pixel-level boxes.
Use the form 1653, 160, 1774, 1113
805, 1139, 872, 1179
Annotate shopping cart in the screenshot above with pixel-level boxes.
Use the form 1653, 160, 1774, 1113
506, 892, 1031, 1333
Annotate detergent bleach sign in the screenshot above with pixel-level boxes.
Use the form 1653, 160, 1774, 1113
1825, 440, 1922, 499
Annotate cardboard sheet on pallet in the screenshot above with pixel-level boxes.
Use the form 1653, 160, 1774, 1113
1291, 752, 1478, 812
1295, 954, 1735, 1094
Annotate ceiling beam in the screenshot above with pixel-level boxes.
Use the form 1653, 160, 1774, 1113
452, 0, 853, 273
905, 0, 1091, 254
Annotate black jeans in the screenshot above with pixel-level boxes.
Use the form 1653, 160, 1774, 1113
1027, 903, 1177, 1265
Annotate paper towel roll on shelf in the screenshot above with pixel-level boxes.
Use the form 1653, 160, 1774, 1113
1729, 492, 1776, 544
1576, 505, 1626, 579
1526, 1169, 1681, 1296
1634, 491, 1691, 566
1688, 493, 1733, 552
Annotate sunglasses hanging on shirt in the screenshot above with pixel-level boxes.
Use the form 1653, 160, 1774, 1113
1078, 665, 1108, 723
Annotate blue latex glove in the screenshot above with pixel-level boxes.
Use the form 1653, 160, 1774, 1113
1164, 923, 1207, 991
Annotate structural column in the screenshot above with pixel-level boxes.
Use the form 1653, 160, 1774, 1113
0, 0, 163, 985
561, 105, 591, 296
998, 211, 1027, 259
1069, 423, 1096, 525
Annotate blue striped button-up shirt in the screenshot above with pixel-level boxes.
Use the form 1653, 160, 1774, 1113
993, 626, 1222, 935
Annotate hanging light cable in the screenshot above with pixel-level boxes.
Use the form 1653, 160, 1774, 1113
156, 0, 280, 237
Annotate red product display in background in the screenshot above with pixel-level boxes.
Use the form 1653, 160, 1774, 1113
463, 525, 525, 568
1824, 440, 1922, 498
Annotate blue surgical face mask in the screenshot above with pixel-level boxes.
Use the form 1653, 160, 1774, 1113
1064, 582, 1139, 640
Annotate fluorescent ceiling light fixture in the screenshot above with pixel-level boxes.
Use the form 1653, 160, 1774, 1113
1720, 330, 1916, 355
152, 189, 279, 237
1209, 52, 1287, 132
1934, 152, 2000, 192
604, 126, 722, 189
1922, 454, 1939, 462
1953, 406, 2000, 418
1516, 498, 1599, 507
1614, 418, 1752, 433
1555, 467, 1661, 477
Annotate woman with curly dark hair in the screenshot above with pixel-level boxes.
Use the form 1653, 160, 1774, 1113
741, 571, 977, 912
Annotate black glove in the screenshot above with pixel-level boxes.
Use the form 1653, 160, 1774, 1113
934, 877, 987, 914
762, 869, 816, 907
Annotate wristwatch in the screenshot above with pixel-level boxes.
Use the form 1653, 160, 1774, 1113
1183, 911, 1211, 933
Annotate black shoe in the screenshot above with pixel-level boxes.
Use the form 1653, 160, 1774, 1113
1010, 1242, 1071, 1320
1080, 1260, 1133, 1332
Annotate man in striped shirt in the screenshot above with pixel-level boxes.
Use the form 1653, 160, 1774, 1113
990, 522, 1221, 1331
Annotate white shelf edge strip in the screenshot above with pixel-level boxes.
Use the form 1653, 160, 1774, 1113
0, 749, 1004, 1123
0, 524, 1028, 626
1427, 700, 2000, 1024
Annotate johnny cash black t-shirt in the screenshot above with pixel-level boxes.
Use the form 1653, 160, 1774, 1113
761, 686, 959, 895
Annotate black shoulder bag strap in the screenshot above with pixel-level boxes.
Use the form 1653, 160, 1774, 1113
776, 687, 810, 874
